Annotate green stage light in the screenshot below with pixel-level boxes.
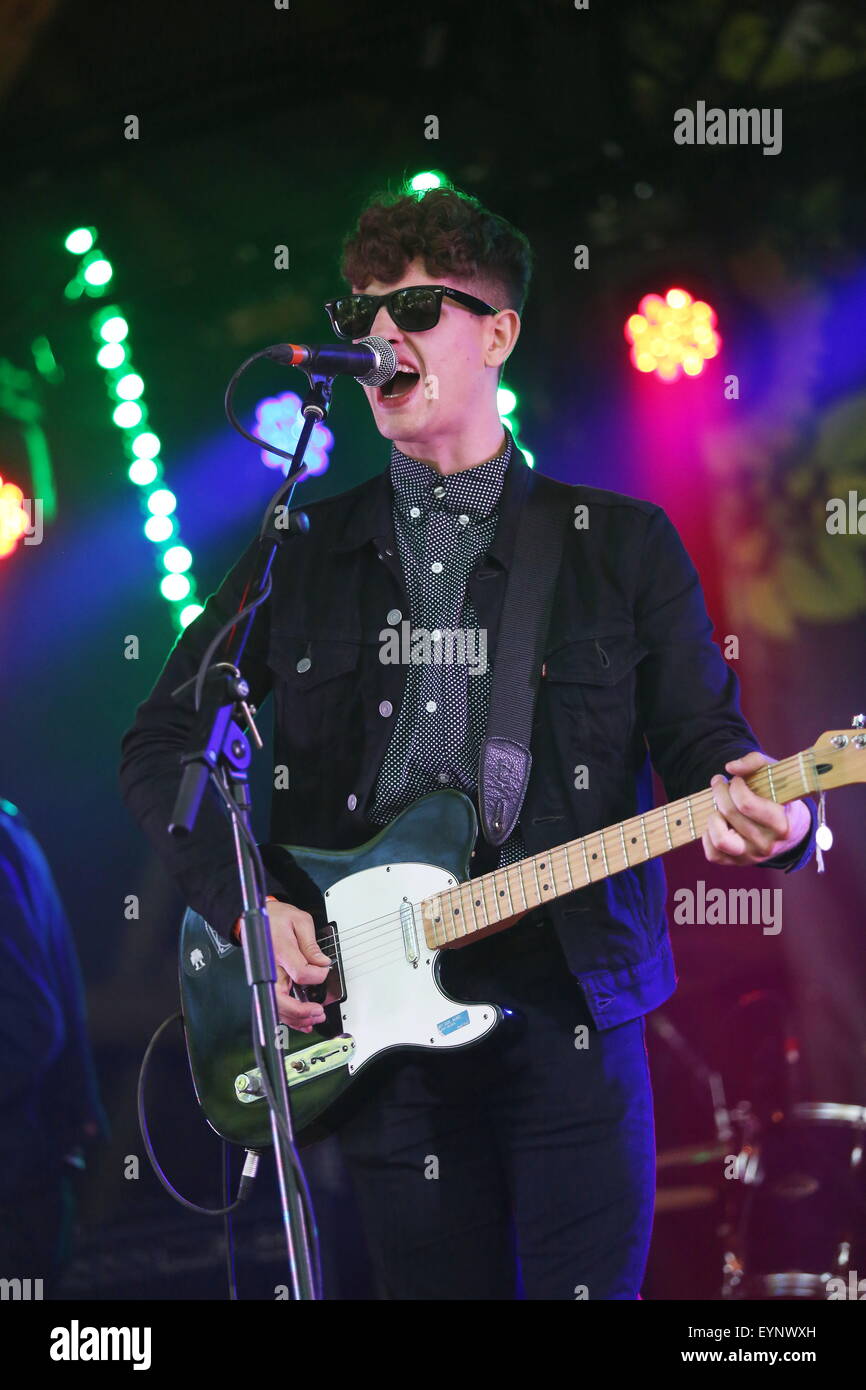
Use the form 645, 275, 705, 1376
160, 572, 191, 601
112, 401, 142, 428
522, 449, 535, 469
115, 372, 144, 401
163, 544, 192, 574
99, 315, 128, 342
83, 258, 113, 286
409, 170, 445, 193
129, 458, 158, 486
131, 431, 160, 458
96, 342, 125, 369
144, 514, 173, 542
179, 603, 204, 629
497, 386, 518, 415
65, 228, 95, 254
147, 487, 176, 516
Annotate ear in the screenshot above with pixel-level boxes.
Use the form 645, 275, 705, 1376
484, 309, 521, 371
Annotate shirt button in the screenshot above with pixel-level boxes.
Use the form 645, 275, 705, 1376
433, 485, 446, 499
431, 561, 443, 574
438, 772, 449, 783
347, 793, 358, 811
409, 506, 421, 519
386, 608, 402, 624
296, 657, 311, 673
378, 700, 393, 717
458, 514, 470, 526
426, 700, 437, 713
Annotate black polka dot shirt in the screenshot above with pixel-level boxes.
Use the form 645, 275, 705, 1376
369, 429, 525, 869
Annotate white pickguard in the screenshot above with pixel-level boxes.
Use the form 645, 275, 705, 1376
324, 861, 500, 1073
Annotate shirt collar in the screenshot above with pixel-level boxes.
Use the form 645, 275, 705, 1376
389, 431, 514, 523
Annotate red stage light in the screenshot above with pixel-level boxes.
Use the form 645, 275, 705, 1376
0, 477, 29, 558
625, 289, 720, 381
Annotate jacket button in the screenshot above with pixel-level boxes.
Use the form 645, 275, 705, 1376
386, 608, 402, 624
296, 657, 311, 673
378, 700, 393, 717
347, 793, 358, 811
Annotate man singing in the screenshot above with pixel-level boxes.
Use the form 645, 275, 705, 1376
120, 185, 814, 1299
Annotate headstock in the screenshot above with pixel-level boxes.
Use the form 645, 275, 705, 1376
811, 716, 866, 791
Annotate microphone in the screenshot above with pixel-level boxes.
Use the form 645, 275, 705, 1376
264, 334, 397, 388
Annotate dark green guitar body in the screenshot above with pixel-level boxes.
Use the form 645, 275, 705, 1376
179, 790, 490, 1149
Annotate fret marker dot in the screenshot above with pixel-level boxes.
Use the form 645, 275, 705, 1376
592, 853, 598, 860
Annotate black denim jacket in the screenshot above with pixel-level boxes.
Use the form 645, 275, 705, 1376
119, 450, 815, 1029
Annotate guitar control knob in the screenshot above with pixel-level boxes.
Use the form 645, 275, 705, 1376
851, 713, 865, 728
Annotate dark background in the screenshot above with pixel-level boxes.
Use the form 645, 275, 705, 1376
1, 0, 864, 1299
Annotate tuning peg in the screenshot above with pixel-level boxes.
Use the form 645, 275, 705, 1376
852, 714, 865, 728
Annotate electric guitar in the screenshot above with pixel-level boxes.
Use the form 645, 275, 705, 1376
179, 725, 865, 1149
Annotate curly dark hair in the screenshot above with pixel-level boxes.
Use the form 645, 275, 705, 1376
340, 186, 533, 313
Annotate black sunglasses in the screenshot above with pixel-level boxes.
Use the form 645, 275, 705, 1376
324, 284, 501, 341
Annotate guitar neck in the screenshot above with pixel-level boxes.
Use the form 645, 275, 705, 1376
422, 748, 823, 949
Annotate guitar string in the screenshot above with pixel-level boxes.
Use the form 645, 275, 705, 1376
301, 763, 812, 966
314, 764, 810, 960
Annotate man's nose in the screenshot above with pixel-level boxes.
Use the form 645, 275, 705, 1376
368, 305, 403, 341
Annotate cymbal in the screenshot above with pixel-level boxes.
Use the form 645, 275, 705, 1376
656, 1141, 729, 1170
654, 1185, 718, 1212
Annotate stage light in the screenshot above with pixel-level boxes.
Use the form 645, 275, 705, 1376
112, 401, 142, 428
64, 228, 95, 254
497, 386, 518, 415
114, 372, 145, 401
83, 257, 113, 286
96, 342, 125, 368
179, 603, 204, 628
665, 288, 692, 310
129, 458, 158, 486
522, 449, 535, 468
147, 488, 176, 516
160, 572, 191, 601
0, 479, 29, 558
71, 238, 201, 630
626, 288, 720, 382
409, 171, 445, 193
99, 315, 129, 342
144, 515, 174, 542
255, 391, 335, 477
163, 544, 192, 574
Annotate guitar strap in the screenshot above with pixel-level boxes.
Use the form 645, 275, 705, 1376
478, 458, 575, 847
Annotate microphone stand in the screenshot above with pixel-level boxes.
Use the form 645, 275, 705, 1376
169, 372, 334, 1301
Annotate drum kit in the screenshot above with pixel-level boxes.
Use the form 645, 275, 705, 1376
647, 1008, 866, 1300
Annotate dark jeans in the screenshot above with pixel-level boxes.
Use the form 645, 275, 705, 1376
337, 917, 656, 1300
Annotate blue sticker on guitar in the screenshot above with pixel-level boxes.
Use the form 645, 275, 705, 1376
437, 1009, 470, 1035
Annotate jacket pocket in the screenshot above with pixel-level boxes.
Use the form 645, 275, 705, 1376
542, 632, 647, 755
267, 634, 363, 754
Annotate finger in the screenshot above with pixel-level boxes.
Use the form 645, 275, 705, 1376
724, 752, 771, 775
725, 775, 789, 838
292, 911, 333, 967
701, 828, 740, 866
711, 777, 783, 854
705, 810, 747, 859
278, 943, 331, 988
275, 966, 327, 1029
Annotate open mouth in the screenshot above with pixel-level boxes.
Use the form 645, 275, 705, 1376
379, 367, 421, 402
